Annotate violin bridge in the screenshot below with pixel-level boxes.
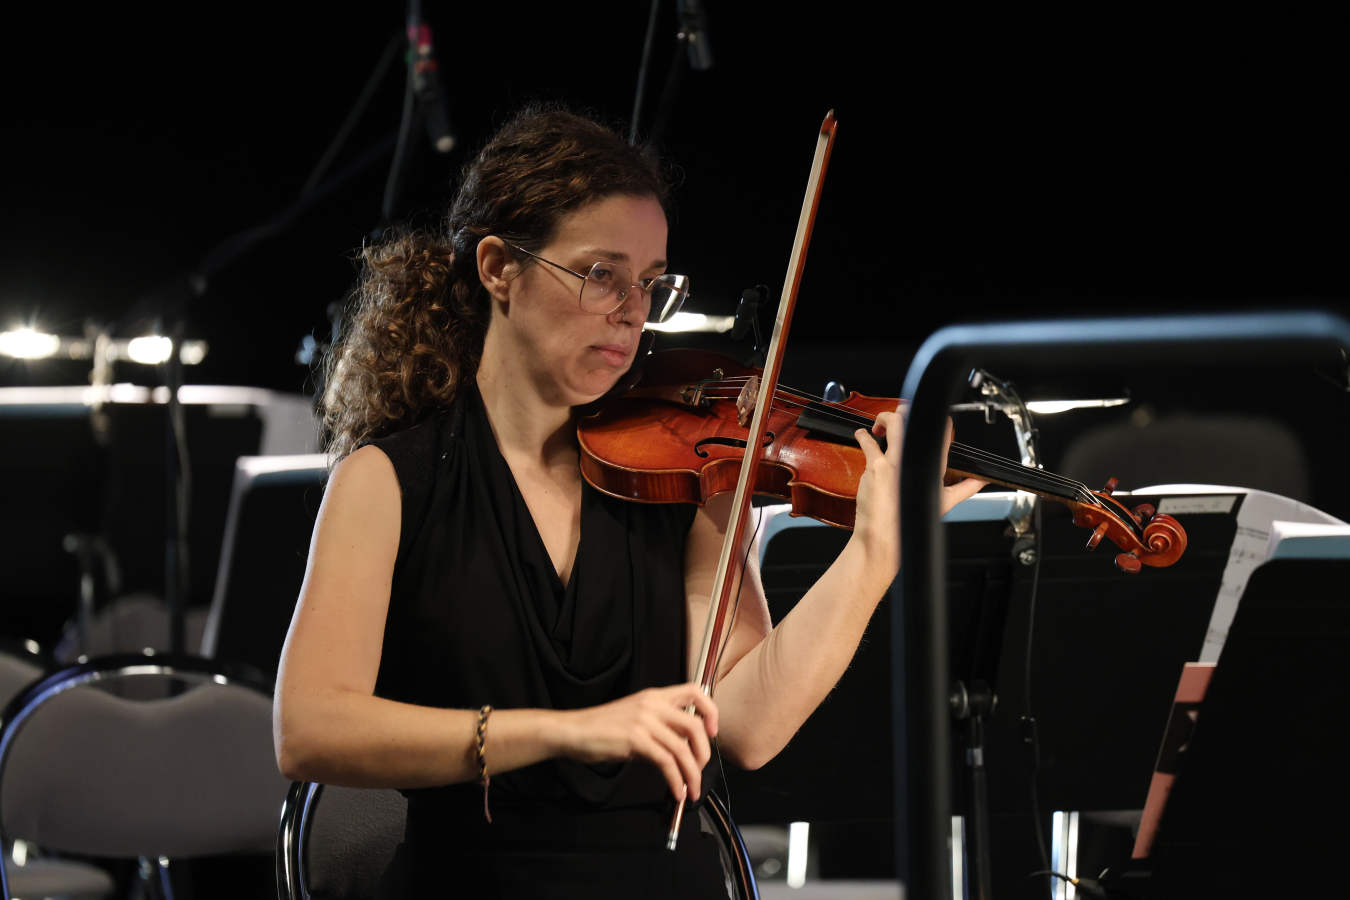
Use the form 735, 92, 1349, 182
736, 375, 760, 427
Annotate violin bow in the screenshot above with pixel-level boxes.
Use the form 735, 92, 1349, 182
668, 110, 839, 850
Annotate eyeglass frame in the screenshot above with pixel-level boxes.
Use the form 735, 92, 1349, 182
502, 241, 689, 321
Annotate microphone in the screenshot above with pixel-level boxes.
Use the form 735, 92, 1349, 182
676, 0, 714, 71
406, 20, 456, 153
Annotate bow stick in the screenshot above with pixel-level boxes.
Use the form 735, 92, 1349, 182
668, 110, 838, 849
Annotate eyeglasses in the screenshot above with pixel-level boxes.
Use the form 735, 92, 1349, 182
505, 242, 690, 325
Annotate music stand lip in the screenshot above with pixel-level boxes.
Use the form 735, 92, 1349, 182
893, 309, 1350, 899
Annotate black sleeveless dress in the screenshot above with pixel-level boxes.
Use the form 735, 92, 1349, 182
368, 383, 728, 898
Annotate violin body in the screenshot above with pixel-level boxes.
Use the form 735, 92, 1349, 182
579, 349, 882, 528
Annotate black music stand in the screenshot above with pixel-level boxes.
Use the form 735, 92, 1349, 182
895, 310, 1350, 898
727, 499, 1019, 881
1135, 557, 1350, 897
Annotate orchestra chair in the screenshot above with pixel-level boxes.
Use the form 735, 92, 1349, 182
0, 653, 290, 900
0, 642, 117, 898
276, 782, 758, 900
54, 592, 210, 664
1059, 413, 1311, 502
202, 454, 328, 681
275, 782, 407, 900
0, 643, 44, 709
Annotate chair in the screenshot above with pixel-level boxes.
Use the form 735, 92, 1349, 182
276, 782, 758, 899
1058, 413, 1311, 501
0, 643, 44, 709
202, 454, 328, 680
0, 653, 291, 899
0, 641, 117, 898
54, 592, 211, 664
275, 782, 407, 900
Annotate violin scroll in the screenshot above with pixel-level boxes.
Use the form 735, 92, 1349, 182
1072, 484, 1188, 574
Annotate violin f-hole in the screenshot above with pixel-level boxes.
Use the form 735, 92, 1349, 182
693, 432, 776, 458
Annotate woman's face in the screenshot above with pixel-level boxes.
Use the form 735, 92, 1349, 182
499, 193, 669, 406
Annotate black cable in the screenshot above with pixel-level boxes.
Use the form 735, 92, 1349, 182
302, 31, 403, 198
646, 17, 688, 149
381, 59, 419, 224
1027, 870, 1109, 899
628, 0, 663, 144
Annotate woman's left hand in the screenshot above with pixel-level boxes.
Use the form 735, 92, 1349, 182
852, 403, 987, 584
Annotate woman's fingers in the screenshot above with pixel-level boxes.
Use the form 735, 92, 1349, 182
940, 415, 988, 512
680, 684, 719, 738
648, 719, 705, 800
634, 732, 690, 801
630, 684, 720, 801
855, 426, 884, 466
942, 476, 988, 512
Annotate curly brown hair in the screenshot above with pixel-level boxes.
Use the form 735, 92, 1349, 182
321, 106, 670, 460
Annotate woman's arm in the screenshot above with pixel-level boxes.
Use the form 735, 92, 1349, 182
685, 411, 984, 770
273, 445, 720, 799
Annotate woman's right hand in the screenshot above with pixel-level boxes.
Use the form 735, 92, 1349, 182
560, 683, 719, 802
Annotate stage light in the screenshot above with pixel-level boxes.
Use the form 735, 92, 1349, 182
644, 312, 735, 333
0, 327, 61, 360
1025, 397, 1130, 415
126, 335, 174, 365
180, 342, 207, 366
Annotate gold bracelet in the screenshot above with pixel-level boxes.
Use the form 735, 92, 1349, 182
476, 705, 493, 824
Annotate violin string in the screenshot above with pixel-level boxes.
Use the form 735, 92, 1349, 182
689, 378, 1100, 505
718, 378, 1094, 494
696, 376, 1089, 496
702, 385, 1097, 502
696, 381, 1094, 496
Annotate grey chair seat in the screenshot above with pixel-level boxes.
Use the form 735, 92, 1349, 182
2, 856, 115, 899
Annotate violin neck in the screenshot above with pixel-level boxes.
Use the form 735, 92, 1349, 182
945, 444, 1086, 504
790, 400, 1088, 505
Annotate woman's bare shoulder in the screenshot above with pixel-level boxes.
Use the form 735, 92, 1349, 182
315, 445, 401, 547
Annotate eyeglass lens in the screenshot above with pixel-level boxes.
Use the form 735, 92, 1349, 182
580, 262, 687, 324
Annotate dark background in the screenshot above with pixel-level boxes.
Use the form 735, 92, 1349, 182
6, 3, 1348, 516
5, 5, 1346, 389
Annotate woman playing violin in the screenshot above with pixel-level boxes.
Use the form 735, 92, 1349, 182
272, 106, 985, 898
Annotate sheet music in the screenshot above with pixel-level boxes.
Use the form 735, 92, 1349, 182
1141, 484, 1348, 662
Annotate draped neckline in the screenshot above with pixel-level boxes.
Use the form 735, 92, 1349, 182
469, 381, 586, 593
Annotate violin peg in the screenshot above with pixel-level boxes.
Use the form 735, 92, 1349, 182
1115, 553, 1142, 574
1100, 477, 1119, 495
1132, 503, 1156, 524
1086, 521, 1110, 550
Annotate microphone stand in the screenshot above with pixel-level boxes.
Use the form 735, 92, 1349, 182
639, 0, 715, 148
951, 680, 997, 900
163, 317, 190, 656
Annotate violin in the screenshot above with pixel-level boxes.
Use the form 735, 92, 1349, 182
578, 347, 1188, 574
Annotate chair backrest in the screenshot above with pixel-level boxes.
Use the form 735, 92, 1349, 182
0, 654, 289, 900
0, 647, 43, 712
1058, 413, 1311, 501
275, 783, 757, 900
276, 781, 408, 900
203, 454, 328, 680
52, 592, 211, 664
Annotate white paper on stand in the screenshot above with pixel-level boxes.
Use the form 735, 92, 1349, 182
1141, 484, 1348, 662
